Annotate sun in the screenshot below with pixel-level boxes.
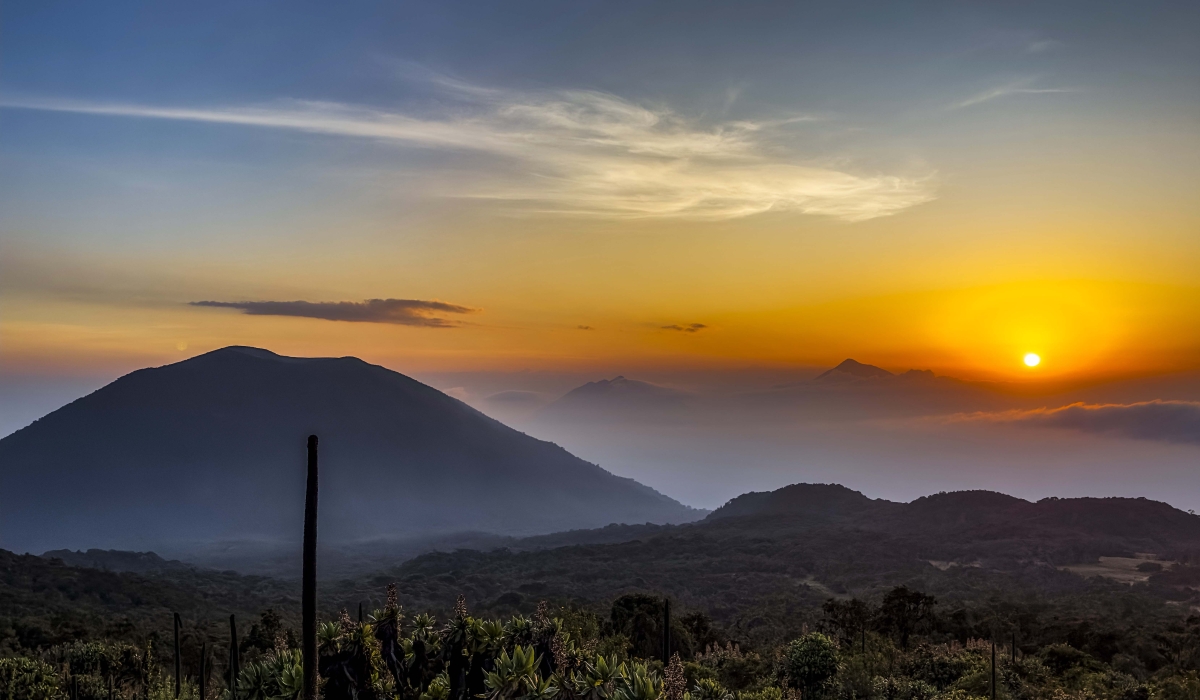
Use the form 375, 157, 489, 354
1023, 353, 1041, 367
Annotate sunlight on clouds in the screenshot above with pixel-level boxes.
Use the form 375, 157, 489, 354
2, 81, 936, 222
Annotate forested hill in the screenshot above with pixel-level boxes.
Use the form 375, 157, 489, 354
706, 484, 1200, 552
0, 346, 702, 554
0, 549, 296, 654
346, 484, 1200, 646
8, 484, 1200, 659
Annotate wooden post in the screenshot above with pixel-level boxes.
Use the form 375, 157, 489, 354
662, 597, 671, 666
303, 435, 320, 700
229, 614, 240, 699
173, 613, 182, 698
199, 642, 207, 700
991, 639, 996, 700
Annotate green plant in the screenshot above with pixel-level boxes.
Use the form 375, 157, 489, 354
690, 678, 732, 700
482, 646, 550, 700
784, 633, 839, 699
239, 647, 304, 700
0, 656, 59, 700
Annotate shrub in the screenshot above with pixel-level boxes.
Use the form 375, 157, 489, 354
0, 656, 59, 700
784, 633, 839, 699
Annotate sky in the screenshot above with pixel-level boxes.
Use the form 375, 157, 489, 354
2, 1, 1200, 508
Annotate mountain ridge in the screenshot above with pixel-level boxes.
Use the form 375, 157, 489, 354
0, 346, 701, 553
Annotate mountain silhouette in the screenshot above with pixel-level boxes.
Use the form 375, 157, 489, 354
0, 347, 701, 553
813, 358, 896, 382
534, 376, 690, 423
705, 483, 1200, 546
706, 483, 882, 521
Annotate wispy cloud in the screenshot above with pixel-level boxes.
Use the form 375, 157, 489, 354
190, 298, 477, 327
1026, 39, 1064, 54
959, 401, 1200, 445
485, 390, 545, 405
1, 78, 936, 222
662, 323, 708, 333
952, 79, 1076, 109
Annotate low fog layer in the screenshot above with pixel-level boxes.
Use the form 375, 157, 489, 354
432, 361, 1200, 511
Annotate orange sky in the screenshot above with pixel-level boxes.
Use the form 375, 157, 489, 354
3, 3, 1200, 385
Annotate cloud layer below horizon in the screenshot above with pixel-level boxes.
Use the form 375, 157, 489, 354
1, 79, 936, 222
963, 400, 1200, 445
191, 298, 476, 327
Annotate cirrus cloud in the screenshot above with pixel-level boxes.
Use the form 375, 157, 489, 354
951, 78, 1077, 109
190, 298, 477, 327
1, 75, 936, 222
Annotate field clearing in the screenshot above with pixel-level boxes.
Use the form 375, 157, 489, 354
1061, 554, 1174, 584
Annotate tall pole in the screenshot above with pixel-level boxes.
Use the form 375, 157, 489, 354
990, 639, 996, 700
662, 597, 671, 666
302, 435, 320, 700
199, 642, 206, 700
173, 613, 182, 698
229, 614, 240, 699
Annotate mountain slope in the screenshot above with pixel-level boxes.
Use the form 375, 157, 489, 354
0, 347, 701, 552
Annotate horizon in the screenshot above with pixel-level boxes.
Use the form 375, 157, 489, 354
5, 343, 1200, 519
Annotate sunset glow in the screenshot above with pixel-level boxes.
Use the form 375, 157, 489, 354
1, 2, 1198, 396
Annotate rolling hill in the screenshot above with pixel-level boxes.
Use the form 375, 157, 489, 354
347, 483, 1200, 645
0, 347, 701, 554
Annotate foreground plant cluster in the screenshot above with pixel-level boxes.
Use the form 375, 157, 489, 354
4, 583, 1200, 700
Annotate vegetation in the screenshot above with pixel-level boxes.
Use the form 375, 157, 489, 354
9, 484, 1200, 698
0, 549, 295, 656
6, 581, 1200, 699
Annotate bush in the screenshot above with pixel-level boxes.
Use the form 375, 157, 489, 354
1039, 643, 1099, 676
0, 656, 59, 700
736, 687, 781, 700
901, 645, 978, 690
784, 633, 839, 699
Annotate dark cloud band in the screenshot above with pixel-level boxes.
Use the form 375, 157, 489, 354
190, 298, 477, 327
972, 400, 1200, 445
662, 323, 707, 333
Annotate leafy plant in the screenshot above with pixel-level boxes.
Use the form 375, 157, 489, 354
783, 633, 838, 700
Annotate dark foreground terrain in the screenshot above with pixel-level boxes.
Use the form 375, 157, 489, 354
6, 484, 1200, 698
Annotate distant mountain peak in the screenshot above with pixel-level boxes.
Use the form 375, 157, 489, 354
535, 376, 689, 422
576, 376, 677, 393
814, 358, 894, 382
